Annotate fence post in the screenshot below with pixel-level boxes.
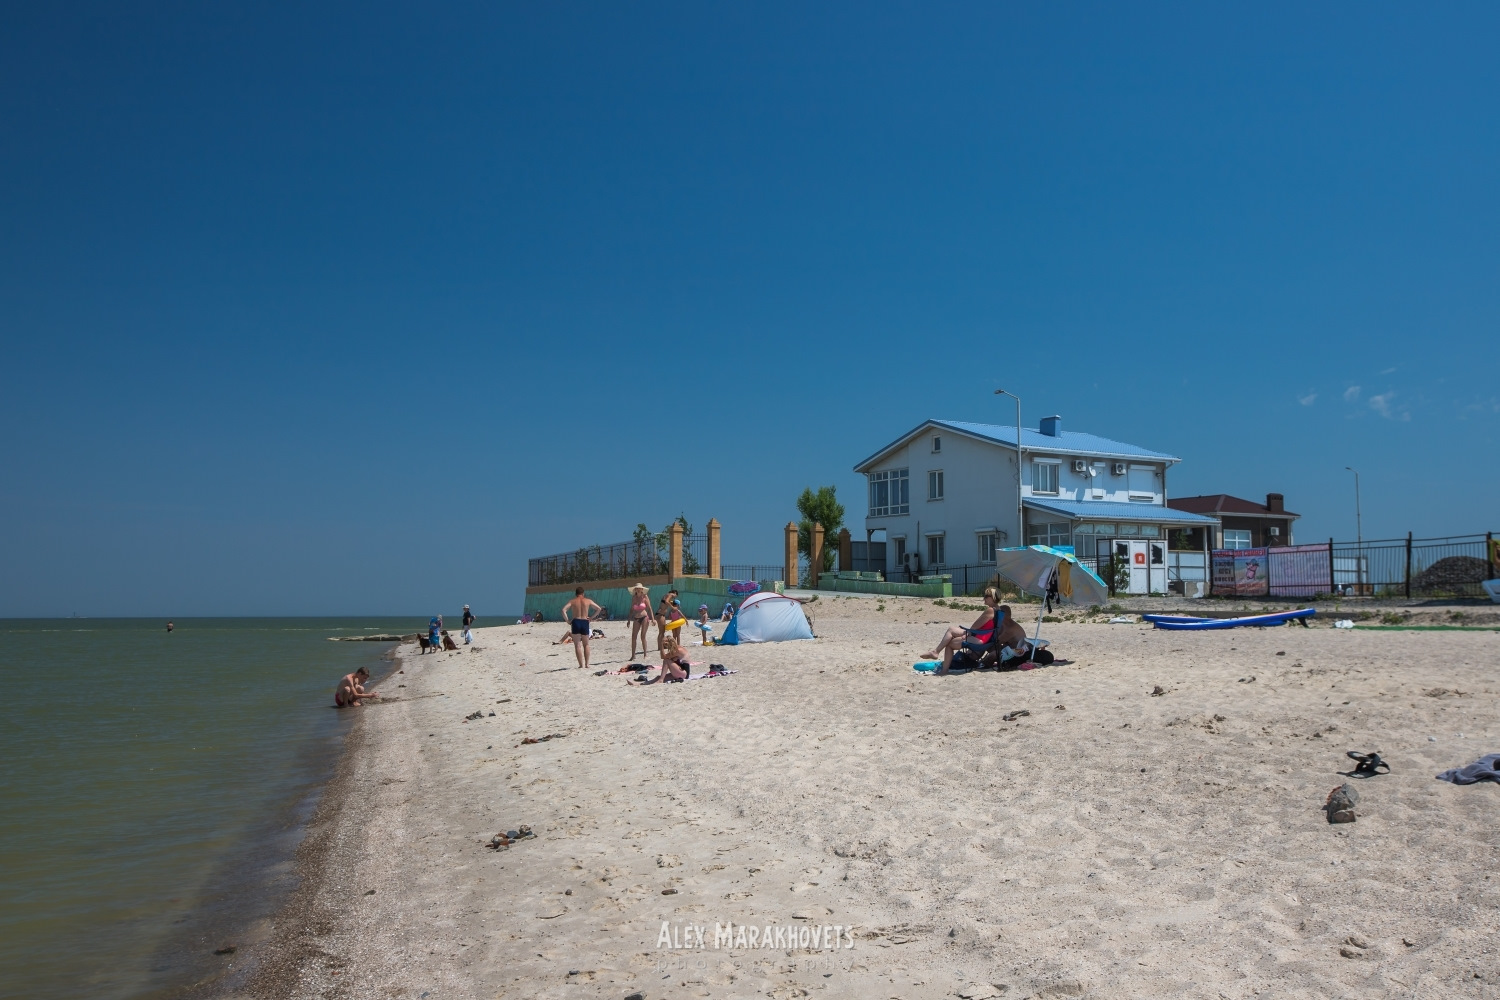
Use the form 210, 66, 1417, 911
838, 528, 852, 573
1107, 550, 1115, 598
1489, 532, 1495, 582
1327, 538, 1335, 597
809, 523, 824, 589
706, 519, 721, 579
784, 522, 799, 588
669, 523, 683, 581
1405, 532, 1413, 598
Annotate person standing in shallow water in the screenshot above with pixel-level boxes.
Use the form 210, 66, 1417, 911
561, 587, 601, 669
166, 622, 174, 632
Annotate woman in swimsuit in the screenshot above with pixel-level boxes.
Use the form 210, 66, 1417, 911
655, 588, 686, 651
628, 583, 653, 660
923, 587, 1003, 673
334, 666, 381, 707
632, 636, 690, 684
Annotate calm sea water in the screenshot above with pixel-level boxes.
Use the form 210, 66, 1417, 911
0, 617, 499, 1000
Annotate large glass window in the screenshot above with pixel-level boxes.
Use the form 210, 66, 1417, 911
1033, 461, 1058, 494
868, 468, 910, 516
1028, 522, 1071, 547
1223, 529, 1253, 549
927, 470, 944, 501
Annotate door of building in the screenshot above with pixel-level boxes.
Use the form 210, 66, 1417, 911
1125, 541, 1149, 593
1148, 541, 1166, 594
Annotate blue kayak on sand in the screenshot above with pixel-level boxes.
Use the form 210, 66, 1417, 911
1145, 608, 1316, 630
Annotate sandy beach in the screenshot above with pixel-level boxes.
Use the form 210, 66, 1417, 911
240, 597, 1500, 999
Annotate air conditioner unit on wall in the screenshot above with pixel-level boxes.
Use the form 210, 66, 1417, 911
1072, 459, 1088, 473
1111, 462, 1126, 475
1268, 526, 1281, 536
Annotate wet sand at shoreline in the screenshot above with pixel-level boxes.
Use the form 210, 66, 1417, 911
240, 597, 1500, 999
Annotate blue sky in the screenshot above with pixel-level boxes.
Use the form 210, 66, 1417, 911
2, 2, 1497, 616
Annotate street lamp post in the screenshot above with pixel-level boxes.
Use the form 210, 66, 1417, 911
1345, 466, 1363, 595
995, 389, 1023, 550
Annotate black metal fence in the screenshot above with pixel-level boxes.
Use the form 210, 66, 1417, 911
721, 564, 784, 582
528, 540, 664, 587
1329, 533, 1493, 598
833, 532, 1496, 600
527, 534, 713, 587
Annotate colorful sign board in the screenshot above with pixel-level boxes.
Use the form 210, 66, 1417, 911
1212, 547, 1269, 597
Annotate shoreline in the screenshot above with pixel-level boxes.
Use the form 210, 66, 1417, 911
231, 686, 375, 998
229, 602, 1500, 997
201, 644, 403, 1000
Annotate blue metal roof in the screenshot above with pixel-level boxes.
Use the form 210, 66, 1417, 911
934, 420, 1180, 461
853, 419, 1180, 472
1024, 498, 1220, 525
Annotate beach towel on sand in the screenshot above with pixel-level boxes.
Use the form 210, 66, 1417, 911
1437, 753, 1500, 784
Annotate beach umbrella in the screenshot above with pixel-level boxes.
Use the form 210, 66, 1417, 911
990, 545, 1110, 651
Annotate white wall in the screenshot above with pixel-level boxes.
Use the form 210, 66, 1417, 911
862, 429, 1021, 573
861, 426, 1171, 570
1021, 452, 1164, 504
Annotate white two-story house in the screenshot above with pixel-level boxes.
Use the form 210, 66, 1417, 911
852, 416, 1220, 592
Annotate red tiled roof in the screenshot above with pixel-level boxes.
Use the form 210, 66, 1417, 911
1168, 494, 1300, 518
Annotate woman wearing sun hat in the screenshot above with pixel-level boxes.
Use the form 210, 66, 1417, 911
627, 583, 653, 660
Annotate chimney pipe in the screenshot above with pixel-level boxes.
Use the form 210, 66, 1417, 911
1266, 493, 1284, 513
1039, 415, 1062, 437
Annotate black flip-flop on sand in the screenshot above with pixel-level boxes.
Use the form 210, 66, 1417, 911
1345, 750, 1390, 777
1001, 709, 1031, 722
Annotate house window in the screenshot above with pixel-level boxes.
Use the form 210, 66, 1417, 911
932, 435, 941, 453
927, 534, 945, 566
892, 537, 906, 568
978, 533, 998, 563
1223, 529, 1253, 549
1128, 464, 1156, 499
1033, 461, 1058, 494
928, 470, 944, 501
867, 468, 910, 516
1028, 522, 1071, 548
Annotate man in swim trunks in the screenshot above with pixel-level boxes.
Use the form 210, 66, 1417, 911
561, 587, 602, 669
334, 666, 381, 707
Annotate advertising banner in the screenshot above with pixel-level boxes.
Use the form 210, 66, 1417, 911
1212, 547, 1269, 596
1268, 543, 1333, 598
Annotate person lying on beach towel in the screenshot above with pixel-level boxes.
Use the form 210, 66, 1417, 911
334, 666, 381, 707
1000, 636, 1054, 668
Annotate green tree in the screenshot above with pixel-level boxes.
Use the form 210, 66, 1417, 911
796, 486, 845, 572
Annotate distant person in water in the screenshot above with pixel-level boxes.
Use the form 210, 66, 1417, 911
561, 587, 602, 669
334, 666, 381, 707
166, 622, 174, 632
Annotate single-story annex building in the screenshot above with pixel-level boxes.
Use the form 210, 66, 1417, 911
852, 417, 1220, 593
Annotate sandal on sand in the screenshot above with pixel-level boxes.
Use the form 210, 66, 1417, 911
1345, 751, 1390, 777
1001, 709, 1031, 722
